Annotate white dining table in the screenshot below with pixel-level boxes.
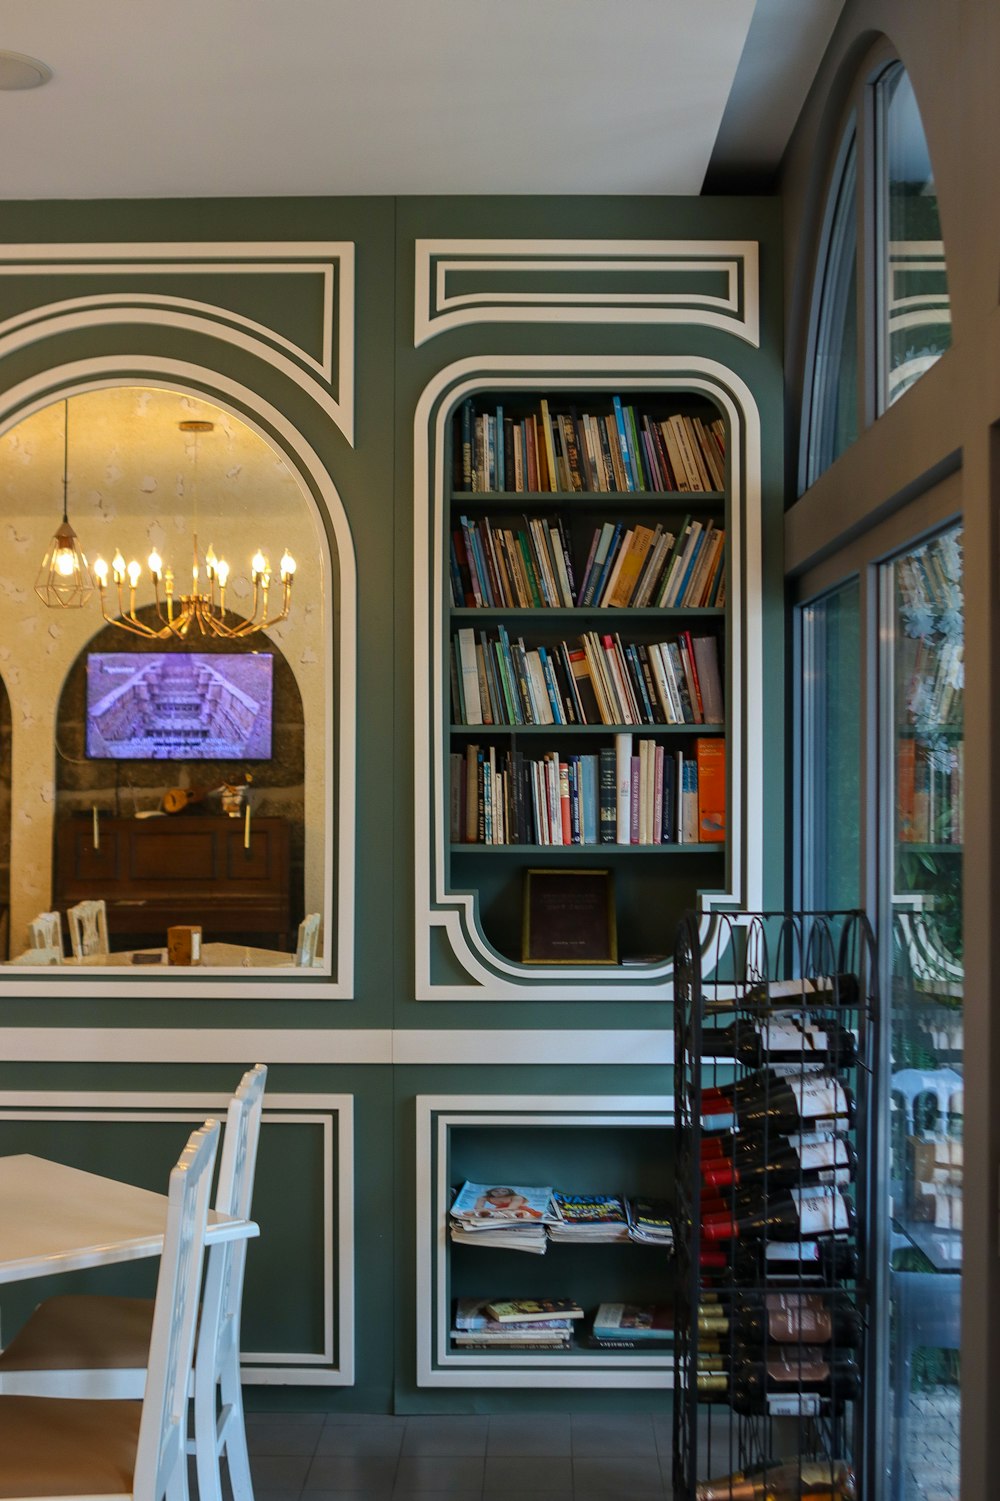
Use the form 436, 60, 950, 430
0, 1154, 258, 1284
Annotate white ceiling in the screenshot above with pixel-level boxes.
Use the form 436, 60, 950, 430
0, 0, 844, 200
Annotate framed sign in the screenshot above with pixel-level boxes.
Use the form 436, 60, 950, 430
521, 868, 618, 965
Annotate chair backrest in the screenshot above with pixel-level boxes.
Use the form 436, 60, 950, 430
12, 946, 63, 965
28, 911, 64, 957
214, 1065, 267, 1327
67, 898, 109, 959
134, 1117, 220, 1501
295, 912, 321, 967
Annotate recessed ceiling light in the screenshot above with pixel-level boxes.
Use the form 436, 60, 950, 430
0, 51, 52, 91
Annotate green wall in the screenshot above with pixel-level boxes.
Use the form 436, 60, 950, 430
0, 194, 783, 1411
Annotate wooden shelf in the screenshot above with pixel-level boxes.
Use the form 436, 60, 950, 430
452, 488, 724, 508
450, 607, 724, 622
449, 723, 725, 736
450, 842, 724, 855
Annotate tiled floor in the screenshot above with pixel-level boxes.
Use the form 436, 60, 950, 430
243, 1411, 676, 1501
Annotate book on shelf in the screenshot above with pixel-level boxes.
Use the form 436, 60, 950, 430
591, 1301, 675, 1340
696, 736, 726, 843
625, 1197, 675, 1246
485, 1297, 586, 1323
547, 1193, 631, 1242
451, 1332, 572, 1348
451, 1299, 575, 1345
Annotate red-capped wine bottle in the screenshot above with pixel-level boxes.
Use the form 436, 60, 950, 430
701, 1134, 856, 1192
701, 1186, 855, 1242
702, 1076, 855, 1135
700, 1236, 859, 1283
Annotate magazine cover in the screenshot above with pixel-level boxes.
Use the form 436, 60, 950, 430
453, 1298, 574, 1332
553, 1192, 628, 1224
450, 1181, 558, 1224
592, 1301, 675, 1337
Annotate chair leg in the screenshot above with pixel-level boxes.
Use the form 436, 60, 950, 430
219, 1346, 254, 1501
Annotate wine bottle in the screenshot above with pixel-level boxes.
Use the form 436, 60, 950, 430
701, 1016, 857, 1068
695, 1291, 862, 1347
701, 1347, 861, 1414
701, 1186, 855, 1242
700, 1179, 853, 1223
700, 1236, 859, 1283
740, 974, 860, 1009
702, 1076, 856, 1135
701, 1135, 856, 1192
695, 1458, 856, 1500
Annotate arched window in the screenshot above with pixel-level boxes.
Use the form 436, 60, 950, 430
801, 54, 951, 489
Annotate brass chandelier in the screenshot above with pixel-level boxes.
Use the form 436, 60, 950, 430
90, 420, 296, 640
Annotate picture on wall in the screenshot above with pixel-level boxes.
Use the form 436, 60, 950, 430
86, 651, 274, 761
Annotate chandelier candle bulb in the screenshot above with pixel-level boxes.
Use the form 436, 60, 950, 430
244, 801, 251, 850
92, 805, 99, 851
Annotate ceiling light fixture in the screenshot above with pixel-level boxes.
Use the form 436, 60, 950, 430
91, 420, 295, 639
34, 399, 94, 609
0, 51, 53, 90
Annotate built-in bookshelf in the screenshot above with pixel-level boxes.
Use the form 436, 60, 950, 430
446, 390, 729, 968
416, 1095, 675, 1388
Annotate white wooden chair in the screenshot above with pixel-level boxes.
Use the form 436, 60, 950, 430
0, 1066, 267, 1501
10, 947, 63, 965
28, 912, 64, 959
0, 1116, 219, 1501
295, 911, 321, 966
67, 899, 109, 959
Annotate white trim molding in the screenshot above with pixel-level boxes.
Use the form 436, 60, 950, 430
413, 355, 764, 1000
0, 1090, 355, 1386
0, 242, 356, 445
415, 1093, 674, 1388
0, 1028, 671, 1066
415, 239, 759, 348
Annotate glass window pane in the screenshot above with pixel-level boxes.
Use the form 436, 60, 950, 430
884, 526, 963, 1501
881, 67, 952, 407
805, 122, 858, 488
800, 579, 861, 909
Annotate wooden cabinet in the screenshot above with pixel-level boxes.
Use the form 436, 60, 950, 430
54, 815, 291, 948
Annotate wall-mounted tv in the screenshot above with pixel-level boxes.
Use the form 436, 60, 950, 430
86, 652, 274, 761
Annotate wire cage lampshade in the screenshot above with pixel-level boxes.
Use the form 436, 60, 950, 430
34, 399, 94, 609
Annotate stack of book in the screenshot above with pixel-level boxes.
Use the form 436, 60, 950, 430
626, 1197, 675, 1248
588, 1301, 674, 1350
449, 1181, 560, 1254
451, 1297, 584, 1349
547, 1192, 631, 1243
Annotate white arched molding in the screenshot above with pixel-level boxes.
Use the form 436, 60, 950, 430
0, 357, 355, 1001
0, 242, 355, 445
413, 356, 764, 1001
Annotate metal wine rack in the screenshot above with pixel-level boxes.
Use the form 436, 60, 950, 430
672, 910, 877, 1500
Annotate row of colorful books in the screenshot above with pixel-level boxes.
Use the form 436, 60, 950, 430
451, 1298, 674, 1350
452, 513, 725, 612
454, 395, 725, 496
452, 626, 723, 728
448, 1182, 674, 1255
450, 736, 726, 847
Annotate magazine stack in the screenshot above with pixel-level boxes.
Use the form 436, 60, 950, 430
589, 1301, 674, 1350
547, 1192, 631, 1243
451, 1298, 584, 1350
626, 1197, 675, 1248
449, 1181, 559, 1254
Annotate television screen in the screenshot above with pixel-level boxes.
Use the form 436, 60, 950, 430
86, 652, 274, 760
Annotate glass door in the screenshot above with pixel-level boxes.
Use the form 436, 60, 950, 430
881, 525, 963, 1501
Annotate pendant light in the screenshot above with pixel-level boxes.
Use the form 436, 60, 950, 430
34, 398, 94, 609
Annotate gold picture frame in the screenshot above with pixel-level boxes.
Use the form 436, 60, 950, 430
521, 867, 618, 965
